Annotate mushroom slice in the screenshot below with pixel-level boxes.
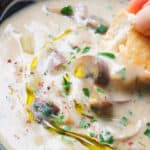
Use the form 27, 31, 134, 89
47, 7, 61, 14
90, 98, 113, 118
48, 50, 66, 72
31, 99, 59, 122
86, 15, 109, 29
74, 55, 110, 87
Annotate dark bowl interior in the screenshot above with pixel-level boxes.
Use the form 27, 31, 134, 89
0, 0, 35, 23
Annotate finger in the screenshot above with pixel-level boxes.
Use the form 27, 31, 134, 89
135, 5, 150, 36
127, 0, 148, 14
143, 0, 150, 7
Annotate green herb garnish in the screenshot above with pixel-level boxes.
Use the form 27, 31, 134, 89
99, 131, 114, 144
82, 88, 90, 97
95, 25, 108, 34
96, 87, 104, 94
63, 125, 72, 131
61, 92, 69, 97
116, 67, 126, 80
51, 114, 65, 125
73, 47, 81, 53
33, 102, 59, 118
137, 90, 144, 99
48, 34, 53, 38
67, 55, 76, 64
79, 120, 90, 129
127, 110, 133, 116
33, 103, 39, 111
61, 5, 73, 16
97, 52, 115, 59
41, 104, 53, 117
144, 128, 150, 138
120, 116, 128, 127
89, 132, 95, 137
82, 46, 91, 54
62, 74, 71, 92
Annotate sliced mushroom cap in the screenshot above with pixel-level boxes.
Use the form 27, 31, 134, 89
74, 55, 110, 87
48, 50, 66, 72
86, 15, 109, 29
90, 99, 113, 118
94, 61, 110, 87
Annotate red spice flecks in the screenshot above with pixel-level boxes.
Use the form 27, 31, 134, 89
128, 141, 134, 146
38, 81, 44, 88
73, 45, 78, 49
95, 134, 99, 140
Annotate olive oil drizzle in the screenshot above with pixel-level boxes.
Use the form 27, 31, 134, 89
43, 120, 113, 150
74, 100, 95, 120
25, 87, 113, 150
25, 85, 35, 122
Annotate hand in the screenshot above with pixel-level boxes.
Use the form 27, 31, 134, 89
128, 0, 150, 36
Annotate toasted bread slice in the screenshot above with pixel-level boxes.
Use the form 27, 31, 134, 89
101, 11, 150, 85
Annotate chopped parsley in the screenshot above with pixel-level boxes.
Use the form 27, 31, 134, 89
60, 5, 73, 16
62, 74, 71, 92
33, 102, 59, 118
95, 24, 108, 34
51, 114, 65, 125
120, 116, 128, 127
144, 128, 150, 138
116, 67, 126, 80
127, 110, 133, 116
137, 90, 144, 99
99, 131, 114, 144
79, 120, 90, 129
97, 52, 115, 59
48, 34, 53, 38
73, 47, 81, 53
82, 88, 90, 97
96, 87, 104, 94
61, 92, 69, 97
33, 103, 39, 112
82, 46, 91, 54
63, 125, 72, 131
89, 132, 95, 137
67, 55, 76, 64
41, 104, 53, 117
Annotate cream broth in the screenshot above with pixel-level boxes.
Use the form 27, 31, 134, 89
0, 0, 150, 150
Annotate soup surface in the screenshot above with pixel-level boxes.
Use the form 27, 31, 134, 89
0, 0, 150, 150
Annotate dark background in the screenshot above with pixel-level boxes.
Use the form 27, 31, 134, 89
0, 0, 34, 23
0, 0, 13, 15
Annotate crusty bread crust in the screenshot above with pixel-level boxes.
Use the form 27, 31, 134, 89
101, 11, 150, 84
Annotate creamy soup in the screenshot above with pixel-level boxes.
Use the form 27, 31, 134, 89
0, 0, 150, 150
